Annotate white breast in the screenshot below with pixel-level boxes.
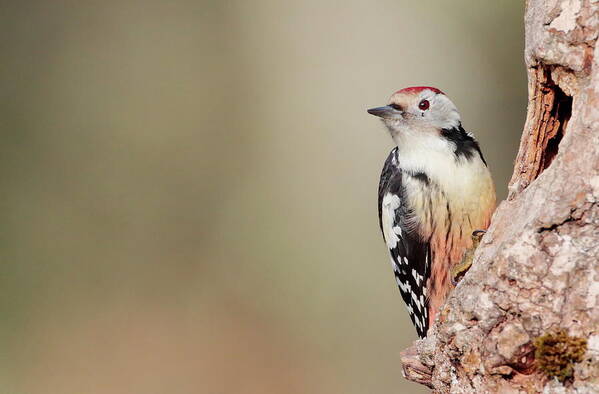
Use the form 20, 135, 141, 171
396, 132, 492, 216
393, 132, 495, 246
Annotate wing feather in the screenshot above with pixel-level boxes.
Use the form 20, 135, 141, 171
378, 148, 431, 338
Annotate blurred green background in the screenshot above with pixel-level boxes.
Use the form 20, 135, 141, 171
1, 1, 525, 393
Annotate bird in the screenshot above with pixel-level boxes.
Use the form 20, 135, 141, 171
367, 87, 496, 338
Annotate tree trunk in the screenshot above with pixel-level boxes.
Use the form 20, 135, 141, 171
400, 1, 599, 392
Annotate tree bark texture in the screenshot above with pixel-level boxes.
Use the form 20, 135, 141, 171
401, 1, 599, 392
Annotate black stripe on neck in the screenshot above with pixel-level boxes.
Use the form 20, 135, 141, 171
441, 123, 487, 166
405, 170, 431, 186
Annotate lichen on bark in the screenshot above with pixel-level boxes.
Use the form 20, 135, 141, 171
534, 329, 587, 383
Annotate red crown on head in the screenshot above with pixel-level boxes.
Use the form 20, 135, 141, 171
395, 86, 445, 95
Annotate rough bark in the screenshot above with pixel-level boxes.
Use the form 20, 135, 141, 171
400, 1, 599, 392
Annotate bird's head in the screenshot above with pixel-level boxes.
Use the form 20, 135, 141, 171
367, 87, 461, 140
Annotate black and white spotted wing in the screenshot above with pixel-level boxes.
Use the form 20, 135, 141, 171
378, 147, 431, 338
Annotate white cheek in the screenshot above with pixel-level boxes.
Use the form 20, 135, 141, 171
383, 117, 405, 132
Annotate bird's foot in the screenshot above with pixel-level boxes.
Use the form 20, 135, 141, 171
451, 230, 486, 285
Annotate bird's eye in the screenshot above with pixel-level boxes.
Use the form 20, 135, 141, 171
389, 103, 402, 111
418, 99, 430, 111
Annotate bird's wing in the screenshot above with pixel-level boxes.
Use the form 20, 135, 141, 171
378, 148, 431, 338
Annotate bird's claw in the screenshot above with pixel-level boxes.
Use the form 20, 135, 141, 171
451, 230, 486, 285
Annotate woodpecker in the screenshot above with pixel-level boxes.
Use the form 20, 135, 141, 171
367, 87, 496, 338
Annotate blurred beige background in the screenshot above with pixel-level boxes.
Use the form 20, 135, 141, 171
1, 1, 525, 393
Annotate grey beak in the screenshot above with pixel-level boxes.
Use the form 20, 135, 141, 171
367, 105, 398, 118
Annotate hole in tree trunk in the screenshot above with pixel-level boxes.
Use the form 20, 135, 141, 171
509, 67, 574, 196
539, 79, 572, 173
